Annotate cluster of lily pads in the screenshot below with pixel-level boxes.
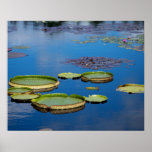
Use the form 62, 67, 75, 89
8, 72, 144, 114
65, 56, 134, 70
72, 34, 144, 52
8, 46, 29, 59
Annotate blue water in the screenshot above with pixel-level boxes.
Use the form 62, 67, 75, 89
8, 21, 144, 131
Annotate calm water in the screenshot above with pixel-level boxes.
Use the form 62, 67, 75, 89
8, 21, 144, 131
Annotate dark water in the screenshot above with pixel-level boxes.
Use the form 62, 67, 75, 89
8, 21, 144, 131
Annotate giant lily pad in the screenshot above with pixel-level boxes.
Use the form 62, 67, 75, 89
11, 93, 40, 102
116, 84, 144, 94
32, 104, 85, 114
81, 71, 113, 83
8, 87, 32, 95
58, 72, 81, 79
85, 95, 108, 103
9, 75, 60, 92
32, 93, 85, 110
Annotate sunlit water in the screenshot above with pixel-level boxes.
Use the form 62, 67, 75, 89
8, 21, 144, 131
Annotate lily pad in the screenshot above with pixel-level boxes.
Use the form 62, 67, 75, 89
64, 57, 134, 70
116, 84, 144, 94
32, 104, 85, 114
58, 72, 81, 79
8, 87, 32, 95
8, 52, 27, 58
85, 95, 108, 103
32, 93, 85, 110
86, 86, 99, 90
81, 71, 113, 83
9, 75, 60, 92
11, 93, 40, 101
12, 46, 29, 49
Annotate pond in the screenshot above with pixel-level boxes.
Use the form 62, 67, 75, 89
8, 21, 144, 131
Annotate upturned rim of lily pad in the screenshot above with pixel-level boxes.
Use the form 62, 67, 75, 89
85, 94, 108, 103
81, 71, 113, 83
116, 84, 144, 94
8, 87, 32, 95
11, 93, 41, 101
58, 72, 81, 79
32, 104, 85, 114
9, 75, 60, 92
31, 93, 85, 110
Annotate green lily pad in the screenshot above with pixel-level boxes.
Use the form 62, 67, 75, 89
8, 87, 32, 95
81, 71, 113, 83
116, 84, 144, 93
32, 93, 85, 110
85, 95, 108, 103
12, 46, 29, 49
9, 75, 59, 92
86, 86, 99, 90
58, 72, 81, 79
11, 93, 40, 101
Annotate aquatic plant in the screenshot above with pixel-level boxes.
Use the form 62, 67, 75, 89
11, 93, 40, 101
8, 87, 32, 95
8, 52, 27, 58
58, 72, 81, 79
9, 75, 60, 92
81, 71, 113, 83
85, 95, 107, 103
12, 46, 29, 49
86, 86, 99, 90
64, 57, 133, 70
116, 84, 144, 94
31, 93, 85, 110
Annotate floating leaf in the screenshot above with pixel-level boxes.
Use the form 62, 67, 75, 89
8, 52, 27, 58
8, 87, 32, 95
86, 86, 99, 90
11, 93, 40, 101
12, 46, 29, 49
116, 84, 144, 94
9, 75, 59, 92
58, 72, 81, 79
81, 71, 113, 83
85, 95, 107, 103
64, 57, 134, 70
32, 93, 85, 110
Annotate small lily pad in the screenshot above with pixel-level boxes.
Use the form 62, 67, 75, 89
81, 71, 113, 83
32, 93, 85, 110
85, 95, 108, 103
11, 93, 40, 101
116, 84, 144, 94
86, 86, 99, 90
8, 87, 32, 95
58, 72, 81, 79
12, 46, 29, 49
